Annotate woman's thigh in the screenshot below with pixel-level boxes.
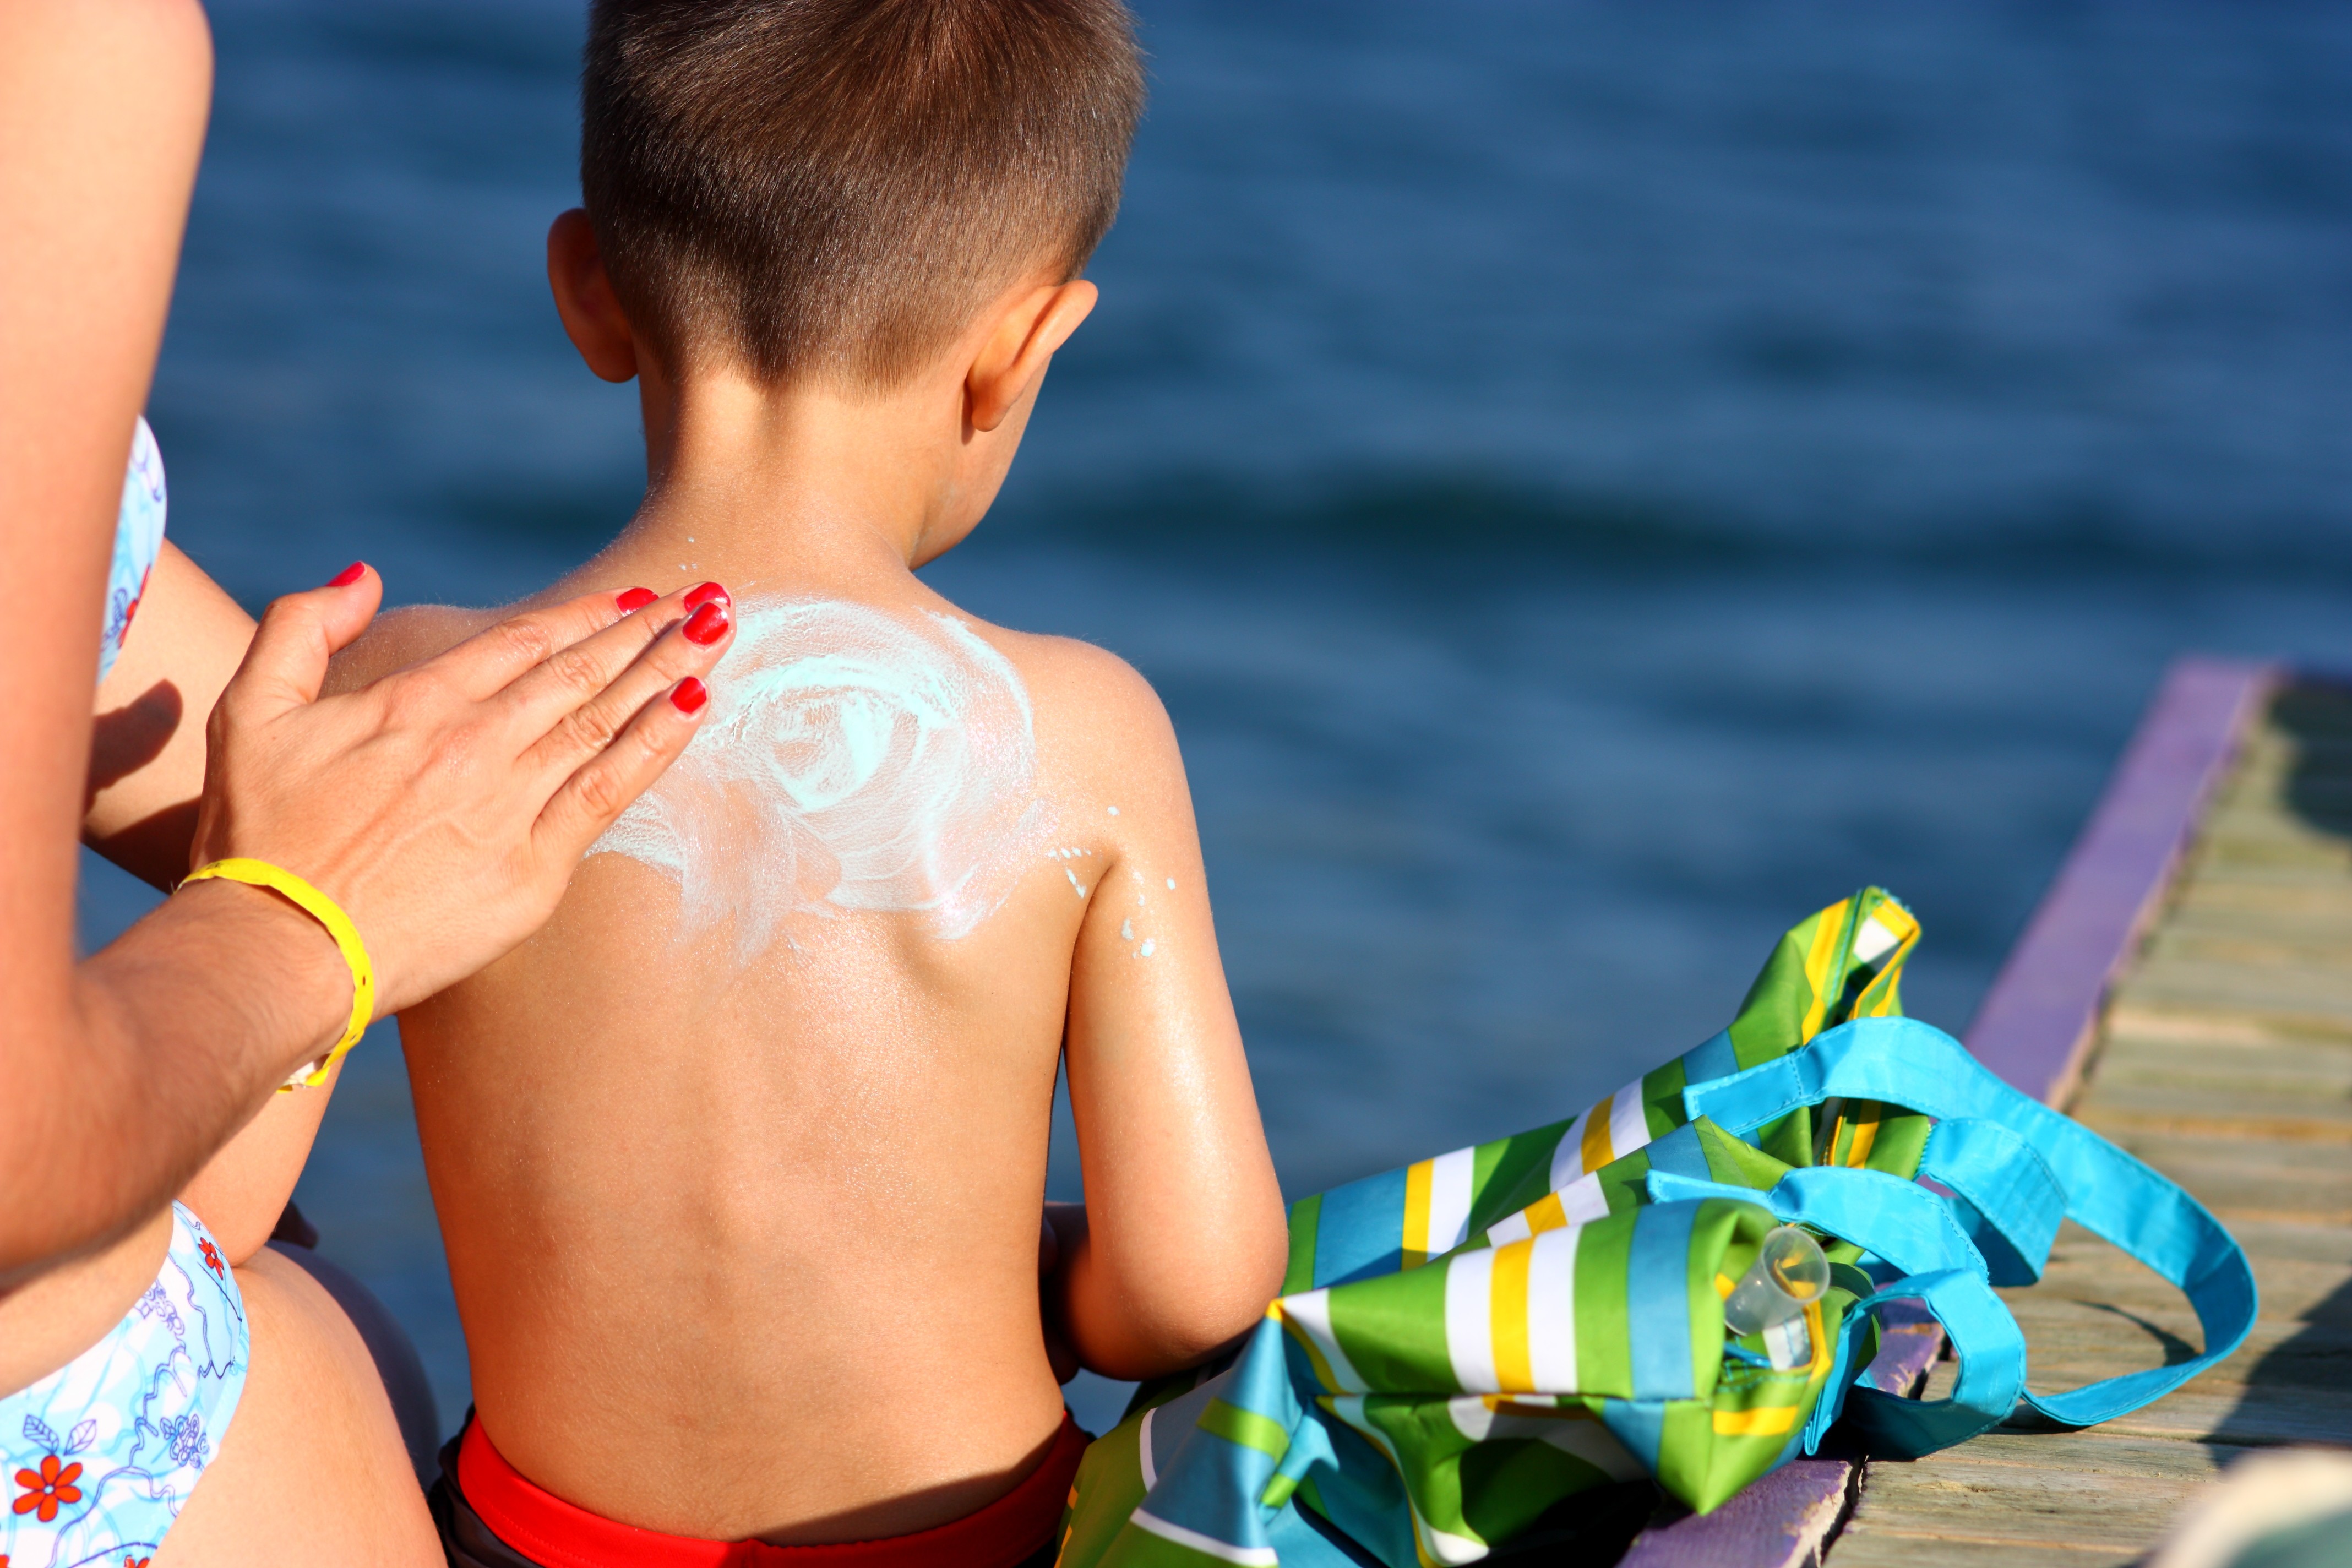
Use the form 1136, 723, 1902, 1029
156, 1246, 441, 1566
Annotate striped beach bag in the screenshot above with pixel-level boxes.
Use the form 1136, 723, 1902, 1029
1054, 890, 2257, 1567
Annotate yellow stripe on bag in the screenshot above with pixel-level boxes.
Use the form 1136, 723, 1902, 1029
1403, 1158, 1435, 1267
1840, 1103, 1882, 1168
1490, 1239, 1534, 1392
1712, 1406, 1800, 1436
1580, 1095, 1615, 1171
1799, 898, 1852, 1042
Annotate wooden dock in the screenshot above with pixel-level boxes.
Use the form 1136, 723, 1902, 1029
1625, 661, 2352, 1568
1832, 667, 2352, 1567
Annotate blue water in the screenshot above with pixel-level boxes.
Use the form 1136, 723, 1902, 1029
78, 0, 2352, 1436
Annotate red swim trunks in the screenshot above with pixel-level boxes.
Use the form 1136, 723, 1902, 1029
430, 1413, 1087, 1568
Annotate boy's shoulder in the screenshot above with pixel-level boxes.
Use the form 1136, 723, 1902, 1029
983, 619, 1160, 715
323, 602, 499, 694
956, 614, 1179, 764
325, 592, 1184, 784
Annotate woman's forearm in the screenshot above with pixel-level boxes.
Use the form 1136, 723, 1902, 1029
0, 880, 350, 1282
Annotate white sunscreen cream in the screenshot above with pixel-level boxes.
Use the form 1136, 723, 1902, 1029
590, 597, 1045, 959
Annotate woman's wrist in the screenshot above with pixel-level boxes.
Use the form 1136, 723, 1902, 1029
6, 880, 353, 1280
140, 875, 356, 1076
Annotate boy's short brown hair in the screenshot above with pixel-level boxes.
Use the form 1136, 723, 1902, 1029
582, 0, 1143, 388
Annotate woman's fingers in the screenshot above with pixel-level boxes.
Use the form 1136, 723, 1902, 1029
214, 565, 383, 726
190, 573, 732, 1023
413, 588, 633, 704
520, 588, 732, 785
492, 583, 729, 753
533, 672, 716, 863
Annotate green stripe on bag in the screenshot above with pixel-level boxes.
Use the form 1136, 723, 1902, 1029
1200, 1398, 1290, 1461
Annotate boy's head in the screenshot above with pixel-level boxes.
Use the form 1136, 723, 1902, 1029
578, 0, 1144, 392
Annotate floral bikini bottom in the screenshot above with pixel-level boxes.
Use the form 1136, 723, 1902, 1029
1, 1203, 249, 1568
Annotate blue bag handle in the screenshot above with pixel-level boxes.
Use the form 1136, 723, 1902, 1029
1811, 1269, 2027, 1458
1645, 1168, 2024, 1455
1683, 1016, 2258, 1429
1644, 1167, 1991, 1282
1916, 1117, 2065, 1287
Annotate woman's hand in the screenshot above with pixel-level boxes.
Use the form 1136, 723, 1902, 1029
192, 568, 733, 1033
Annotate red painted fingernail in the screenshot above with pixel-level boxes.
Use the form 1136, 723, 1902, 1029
682, 602, 730, 645
670, 677, 709, 715
682, 581, 729, 611
328, 562, 366, 587
616, 586, 657, 612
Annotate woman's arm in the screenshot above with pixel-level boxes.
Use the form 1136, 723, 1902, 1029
1, 1, 736, 1286
0, 0, 233, 1282
85, 540, 320, 1266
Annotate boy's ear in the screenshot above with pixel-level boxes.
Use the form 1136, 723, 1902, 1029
547, 208, 639, 384
967, 279, 1098, 434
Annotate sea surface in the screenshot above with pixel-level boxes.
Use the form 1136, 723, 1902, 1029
78, 0, 2352, 1437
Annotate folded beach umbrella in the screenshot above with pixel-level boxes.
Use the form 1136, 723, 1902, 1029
1055, 890, 2256, 1567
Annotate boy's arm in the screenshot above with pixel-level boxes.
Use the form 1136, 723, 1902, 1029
85, 541, 255, 888
1050, 652, 1288, 1380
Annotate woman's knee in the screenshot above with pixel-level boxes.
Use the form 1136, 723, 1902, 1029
154, 1248, 439, 1566
264, 1238, 442, 1486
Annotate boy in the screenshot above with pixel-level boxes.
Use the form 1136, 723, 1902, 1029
333, 1, 1289, 1562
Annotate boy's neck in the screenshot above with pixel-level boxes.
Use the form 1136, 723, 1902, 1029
617, 360, 965, 585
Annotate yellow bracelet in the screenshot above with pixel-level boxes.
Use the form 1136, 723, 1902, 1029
179, 858, 374, 1092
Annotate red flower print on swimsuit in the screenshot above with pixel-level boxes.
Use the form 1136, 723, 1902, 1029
197, 1238, 225, 1277
13, 1454, 84, 1522
125, 1557, 151, 1567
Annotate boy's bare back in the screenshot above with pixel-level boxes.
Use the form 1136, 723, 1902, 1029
361, 557, 1262, 1540
323, 1, 1286, 1545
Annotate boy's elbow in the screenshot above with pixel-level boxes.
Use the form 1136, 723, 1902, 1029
1194, 1194, 1292, 1338
1181, 1256, 1286, 1358
1129, 1212, 1292, 1378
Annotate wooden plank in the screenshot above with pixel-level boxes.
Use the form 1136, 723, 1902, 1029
1830, 1539, 2145, 1568
2027, 1249, 2352, 1325
2080, 1389, 2352, 1449
2104, 999, 2352, 1048
2213, 1218, 2352, 1267
1845, 1460, 2211, 1548
1963, 659, 2277, 1108
2092, 1037, 2352, 1093
1894, 1345, 2328, 1450
1832, 1435, 2242, 1568
2071, 1086, 2352, 1145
